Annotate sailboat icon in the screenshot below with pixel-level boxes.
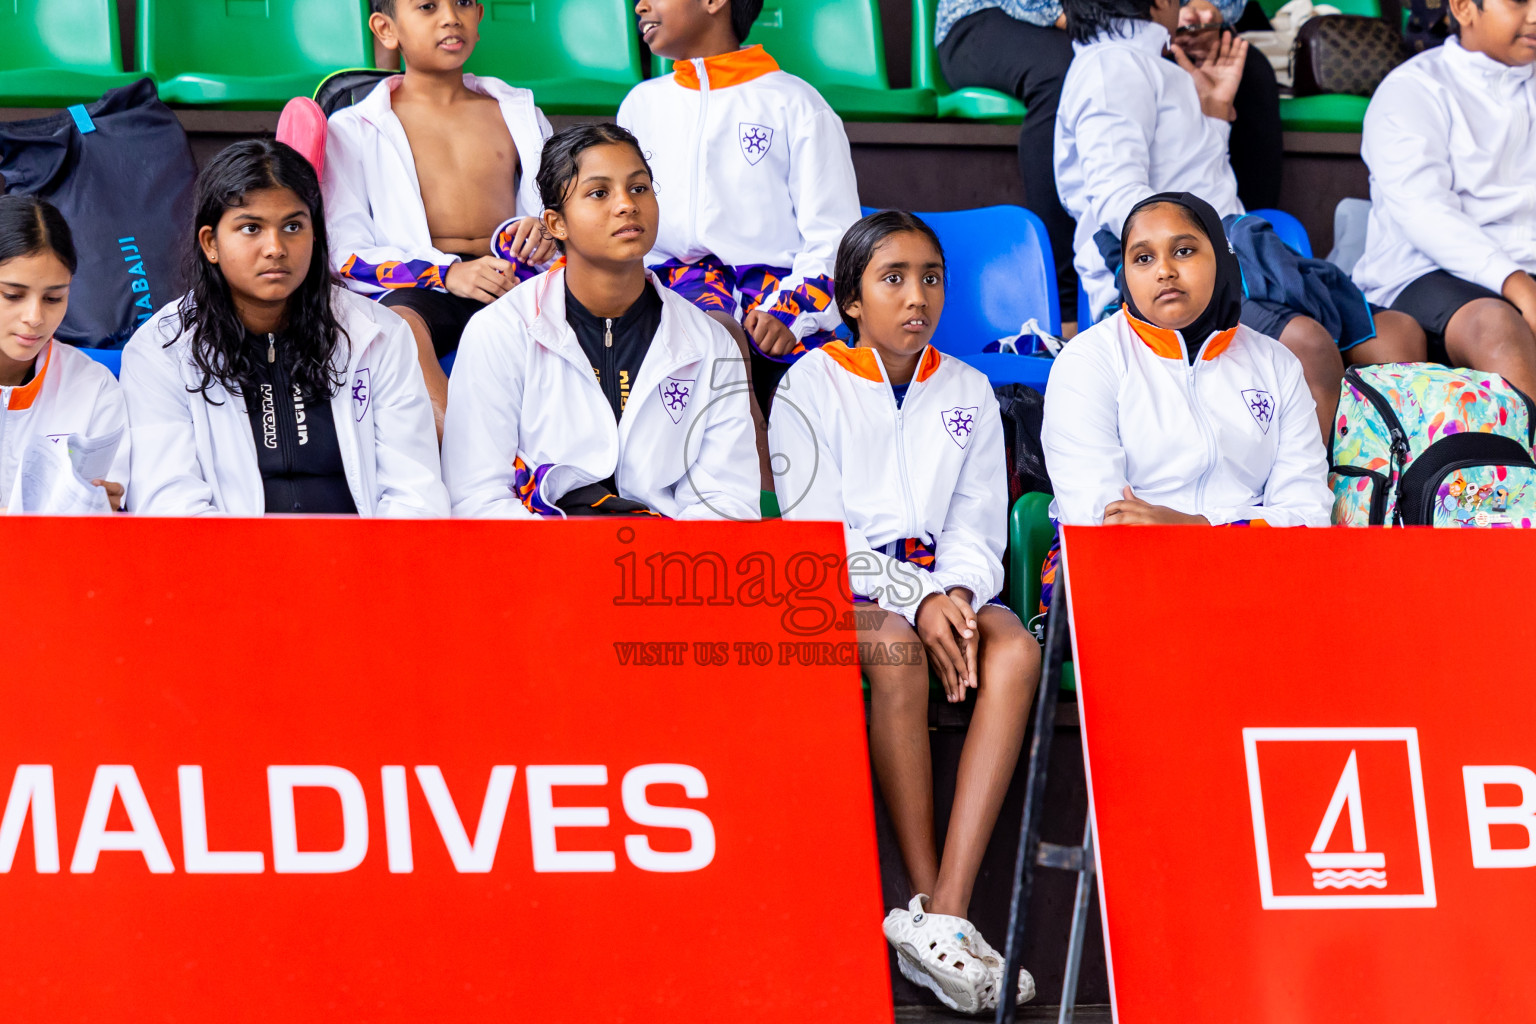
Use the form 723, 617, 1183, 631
1305, 750, 1388, 889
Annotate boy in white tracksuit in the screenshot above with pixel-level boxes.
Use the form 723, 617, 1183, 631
1353, 0, 1536, 398
620, 0, 861, 388
1, 341, 129, 513
123, 289, 447, 517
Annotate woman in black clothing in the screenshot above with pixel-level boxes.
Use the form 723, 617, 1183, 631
122, 140, 447, 517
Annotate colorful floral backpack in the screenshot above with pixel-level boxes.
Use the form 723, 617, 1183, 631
1330, 364, 1536, 527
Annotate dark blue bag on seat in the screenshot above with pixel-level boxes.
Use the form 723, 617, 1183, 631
0, 78, 196, 348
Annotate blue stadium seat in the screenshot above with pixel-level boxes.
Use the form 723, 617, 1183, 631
82, 348, 122, 377
1075, 208, 1314, 329
1249, 207, 1313, 258
861, 205, 1059, 389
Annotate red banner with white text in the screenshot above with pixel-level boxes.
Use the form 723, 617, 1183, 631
0, 518, 890, 1023
1063, 526, 1536, 1023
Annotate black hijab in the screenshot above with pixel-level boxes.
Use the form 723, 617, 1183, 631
1119, 192, 1243, 361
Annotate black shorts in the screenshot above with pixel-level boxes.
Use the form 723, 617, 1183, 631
380, 285, 489, 359
1238, 297, 1393, 351
1390, 269, 1511, 364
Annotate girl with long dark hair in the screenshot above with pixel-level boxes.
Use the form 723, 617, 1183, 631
770, 211, 1039, 1014
122, 139, 446, 516
0, 194, 129, 513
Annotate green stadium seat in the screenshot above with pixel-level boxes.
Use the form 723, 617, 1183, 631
0, 0, 142, 107
1010, 491, 1074, 690
658, 1, 937, 121
911, 0, 1025, 122
465, 0, 643, 115
1258, 0, 1381, 16
1280, 93, 1370, 132
1257, 0, 1384, 131
139, 0, 372, 109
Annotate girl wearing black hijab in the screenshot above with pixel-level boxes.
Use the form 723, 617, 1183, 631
1040, 192, 1333, 531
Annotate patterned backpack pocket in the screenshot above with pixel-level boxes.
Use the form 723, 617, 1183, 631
1330, 364, 1536, 526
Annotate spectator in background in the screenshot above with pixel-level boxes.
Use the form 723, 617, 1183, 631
0, 195, 128, 513
935, 0, 1283, 311
1353, 0, 1536, 398
123, 140, 447, 518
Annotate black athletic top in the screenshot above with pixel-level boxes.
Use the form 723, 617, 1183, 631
565, 282, 663, 421
242, 331, 357, 516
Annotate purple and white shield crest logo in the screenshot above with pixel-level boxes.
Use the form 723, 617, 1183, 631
659, 376, 695, 424
1241, 388, 1274, 434
941, 406, 979, 450
352, 368, 372, 422
739, 123, 773, 166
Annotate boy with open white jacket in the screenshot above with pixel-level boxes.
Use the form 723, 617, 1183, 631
324, 0, 557, 433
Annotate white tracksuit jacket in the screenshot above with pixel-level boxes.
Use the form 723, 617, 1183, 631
616, 45, 862, 340
769, 341, 1007, 624
121, 288, 448, 517
1042, 309, 1332, 526
323, 74, 552, 295
0, 340, 129, 512
1354, 38, 1536, 306
440, 266, 761, 520
1055, 20, 1245, 317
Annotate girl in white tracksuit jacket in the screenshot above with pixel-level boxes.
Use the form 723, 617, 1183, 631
0, 195, 129, 513
123, 140, 447, 518
769, 212, 1039, 1016
441, 124, 759, 521
1043, 192, 1331, 543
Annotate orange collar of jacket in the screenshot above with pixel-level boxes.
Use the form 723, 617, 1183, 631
6, 341, 52, 410
822, 340, 941, 385
672, 45, 780, 90
1123, 306, 1236, 362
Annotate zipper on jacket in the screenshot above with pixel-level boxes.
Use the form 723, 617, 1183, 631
893, 400, 919, 539
604, 318, 618, 413
1185, 358, 1218, 515
689, 59, 708, 249
267, 333, 276, 364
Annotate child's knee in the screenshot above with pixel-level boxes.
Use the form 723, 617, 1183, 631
1377, 311, 1428, 360
1280, 316, 1343, 370
1453, 298, 1535, 354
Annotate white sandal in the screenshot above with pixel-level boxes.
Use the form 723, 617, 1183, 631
965, 926, 1038, 1009
882, 895, 1002, 1014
